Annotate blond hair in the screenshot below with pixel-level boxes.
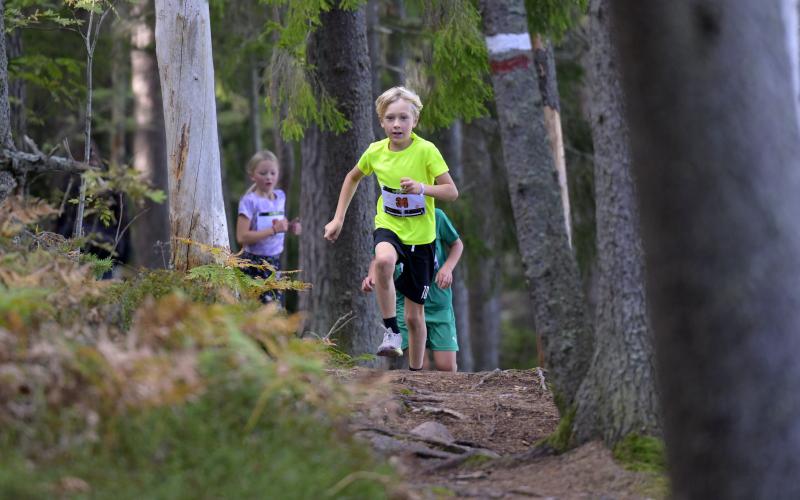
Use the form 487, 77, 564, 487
244, 150, 279, 193
375, 86, 423, 122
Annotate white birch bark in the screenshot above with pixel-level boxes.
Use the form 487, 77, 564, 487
155, 0, 229, 270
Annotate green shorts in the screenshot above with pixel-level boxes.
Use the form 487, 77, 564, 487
398, 306, 459, 351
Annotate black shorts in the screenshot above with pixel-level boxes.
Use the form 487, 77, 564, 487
373, 228, 435, 305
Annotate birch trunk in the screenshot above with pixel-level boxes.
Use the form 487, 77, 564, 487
155, 0, 229, 270
612, 0, 800, 496
479, 0, 592, 405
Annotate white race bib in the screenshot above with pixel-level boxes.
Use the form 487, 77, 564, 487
256, 211, 285, 231
381, 186, 425, 217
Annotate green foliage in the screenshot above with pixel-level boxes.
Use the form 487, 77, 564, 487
106, 270, 218, 330
7, 54, 83, 108
612, 434, 666, 473
416, 0, 492, 129
77, 251, 113, 279
0, 285, 52, 328
266, 48, 351, 141
525, 0, 587, 40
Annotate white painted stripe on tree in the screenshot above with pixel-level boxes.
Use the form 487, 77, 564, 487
485, 33, 532, 55
782, 0, 800, 131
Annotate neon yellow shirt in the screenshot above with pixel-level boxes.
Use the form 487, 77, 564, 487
357, 133, 449, 245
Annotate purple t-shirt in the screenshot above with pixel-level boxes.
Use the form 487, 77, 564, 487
238, 189, 286, 257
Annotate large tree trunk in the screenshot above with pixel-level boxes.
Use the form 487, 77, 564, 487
462, 118, 502, 371
131, 0, 170, 268
479, 0, 592, 405
611, 0, 800, 497
300, 4, 379, 362
155, 0, 229, 270
572, 0, 660, 446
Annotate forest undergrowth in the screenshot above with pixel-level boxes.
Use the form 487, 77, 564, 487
0, 196, 400, 499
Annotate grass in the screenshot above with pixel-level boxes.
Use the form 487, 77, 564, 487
0, 373, 394, 500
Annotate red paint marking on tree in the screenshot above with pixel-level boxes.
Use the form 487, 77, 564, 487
490, 54, 531, 74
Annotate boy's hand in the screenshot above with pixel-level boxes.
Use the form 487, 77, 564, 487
272, 218, 289, 233
399, 177, 422, 194
435, 265, 453, 289
361, 275, 375, 292
323, 219, 342, 242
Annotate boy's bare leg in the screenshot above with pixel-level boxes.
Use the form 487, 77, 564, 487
404, 297, 427, 369
432, 351, 457, 372
374, 242, 398, 318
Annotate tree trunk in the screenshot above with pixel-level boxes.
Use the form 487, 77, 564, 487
110, 10, 128, 169
366, 0, 383, 139
131, 0, 170, 268
462, 118, 502, 371
249, 60, 263, 153
572, 0, 660, 446
479, 0, 592, 405
434, 121, 473, 372
0, 0, 12, 150
300, 3, 379, 362
5, 28, 24, 149
611, 0, 800, 497
155, 0, 229, 270
533, 35, 571, 247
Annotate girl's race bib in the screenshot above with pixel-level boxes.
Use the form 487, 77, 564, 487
382, 186, 425, 217
256, 211, 285, 231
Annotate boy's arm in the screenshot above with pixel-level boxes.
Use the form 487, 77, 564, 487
399, 172, 458, 201
435, 238, 464, 289
324, 166, 365, 242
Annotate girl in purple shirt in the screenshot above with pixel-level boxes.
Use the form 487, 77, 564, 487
236, 150, 300, 304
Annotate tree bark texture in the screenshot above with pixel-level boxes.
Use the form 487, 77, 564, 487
6, 28, 25, 149
462, 118, 502, 371
0, 0, 12, 149
611, 1, 800, 497
433, 122, 473, 372
479, 0, 592, 405
131, 0, 170, 268
300, 4, 379, 362
533, 35, 572, 247
155, 0, 229, 270
573, 0, 660, 446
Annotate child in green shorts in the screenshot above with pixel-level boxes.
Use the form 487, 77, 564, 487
362, 208, 464, 371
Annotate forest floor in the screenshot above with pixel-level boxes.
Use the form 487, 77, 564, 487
339, 368, 666, 499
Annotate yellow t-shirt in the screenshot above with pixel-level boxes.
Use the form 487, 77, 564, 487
357, 133, 449, 245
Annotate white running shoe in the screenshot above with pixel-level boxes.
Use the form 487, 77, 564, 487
376, 327, 403, 357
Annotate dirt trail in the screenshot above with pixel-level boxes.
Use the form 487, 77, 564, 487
342, 368, 662, 499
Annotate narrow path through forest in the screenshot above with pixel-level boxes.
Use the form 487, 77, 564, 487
339, 368, 661, 499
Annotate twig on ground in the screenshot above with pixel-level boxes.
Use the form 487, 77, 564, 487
471, 368, 501, 390
535, 367, 547, 391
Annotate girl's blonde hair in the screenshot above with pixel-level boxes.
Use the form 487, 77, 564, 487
375, 86, 423, 121
245, 150, 279, 193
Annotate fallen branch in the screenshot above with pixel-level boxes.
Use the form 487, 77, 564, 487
2, 147, 88, 175
414, 405, 467, 420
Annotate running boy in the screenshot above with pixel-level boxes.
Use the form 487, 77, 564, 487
362, 208, 464, 371
323, 86, 458, 371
